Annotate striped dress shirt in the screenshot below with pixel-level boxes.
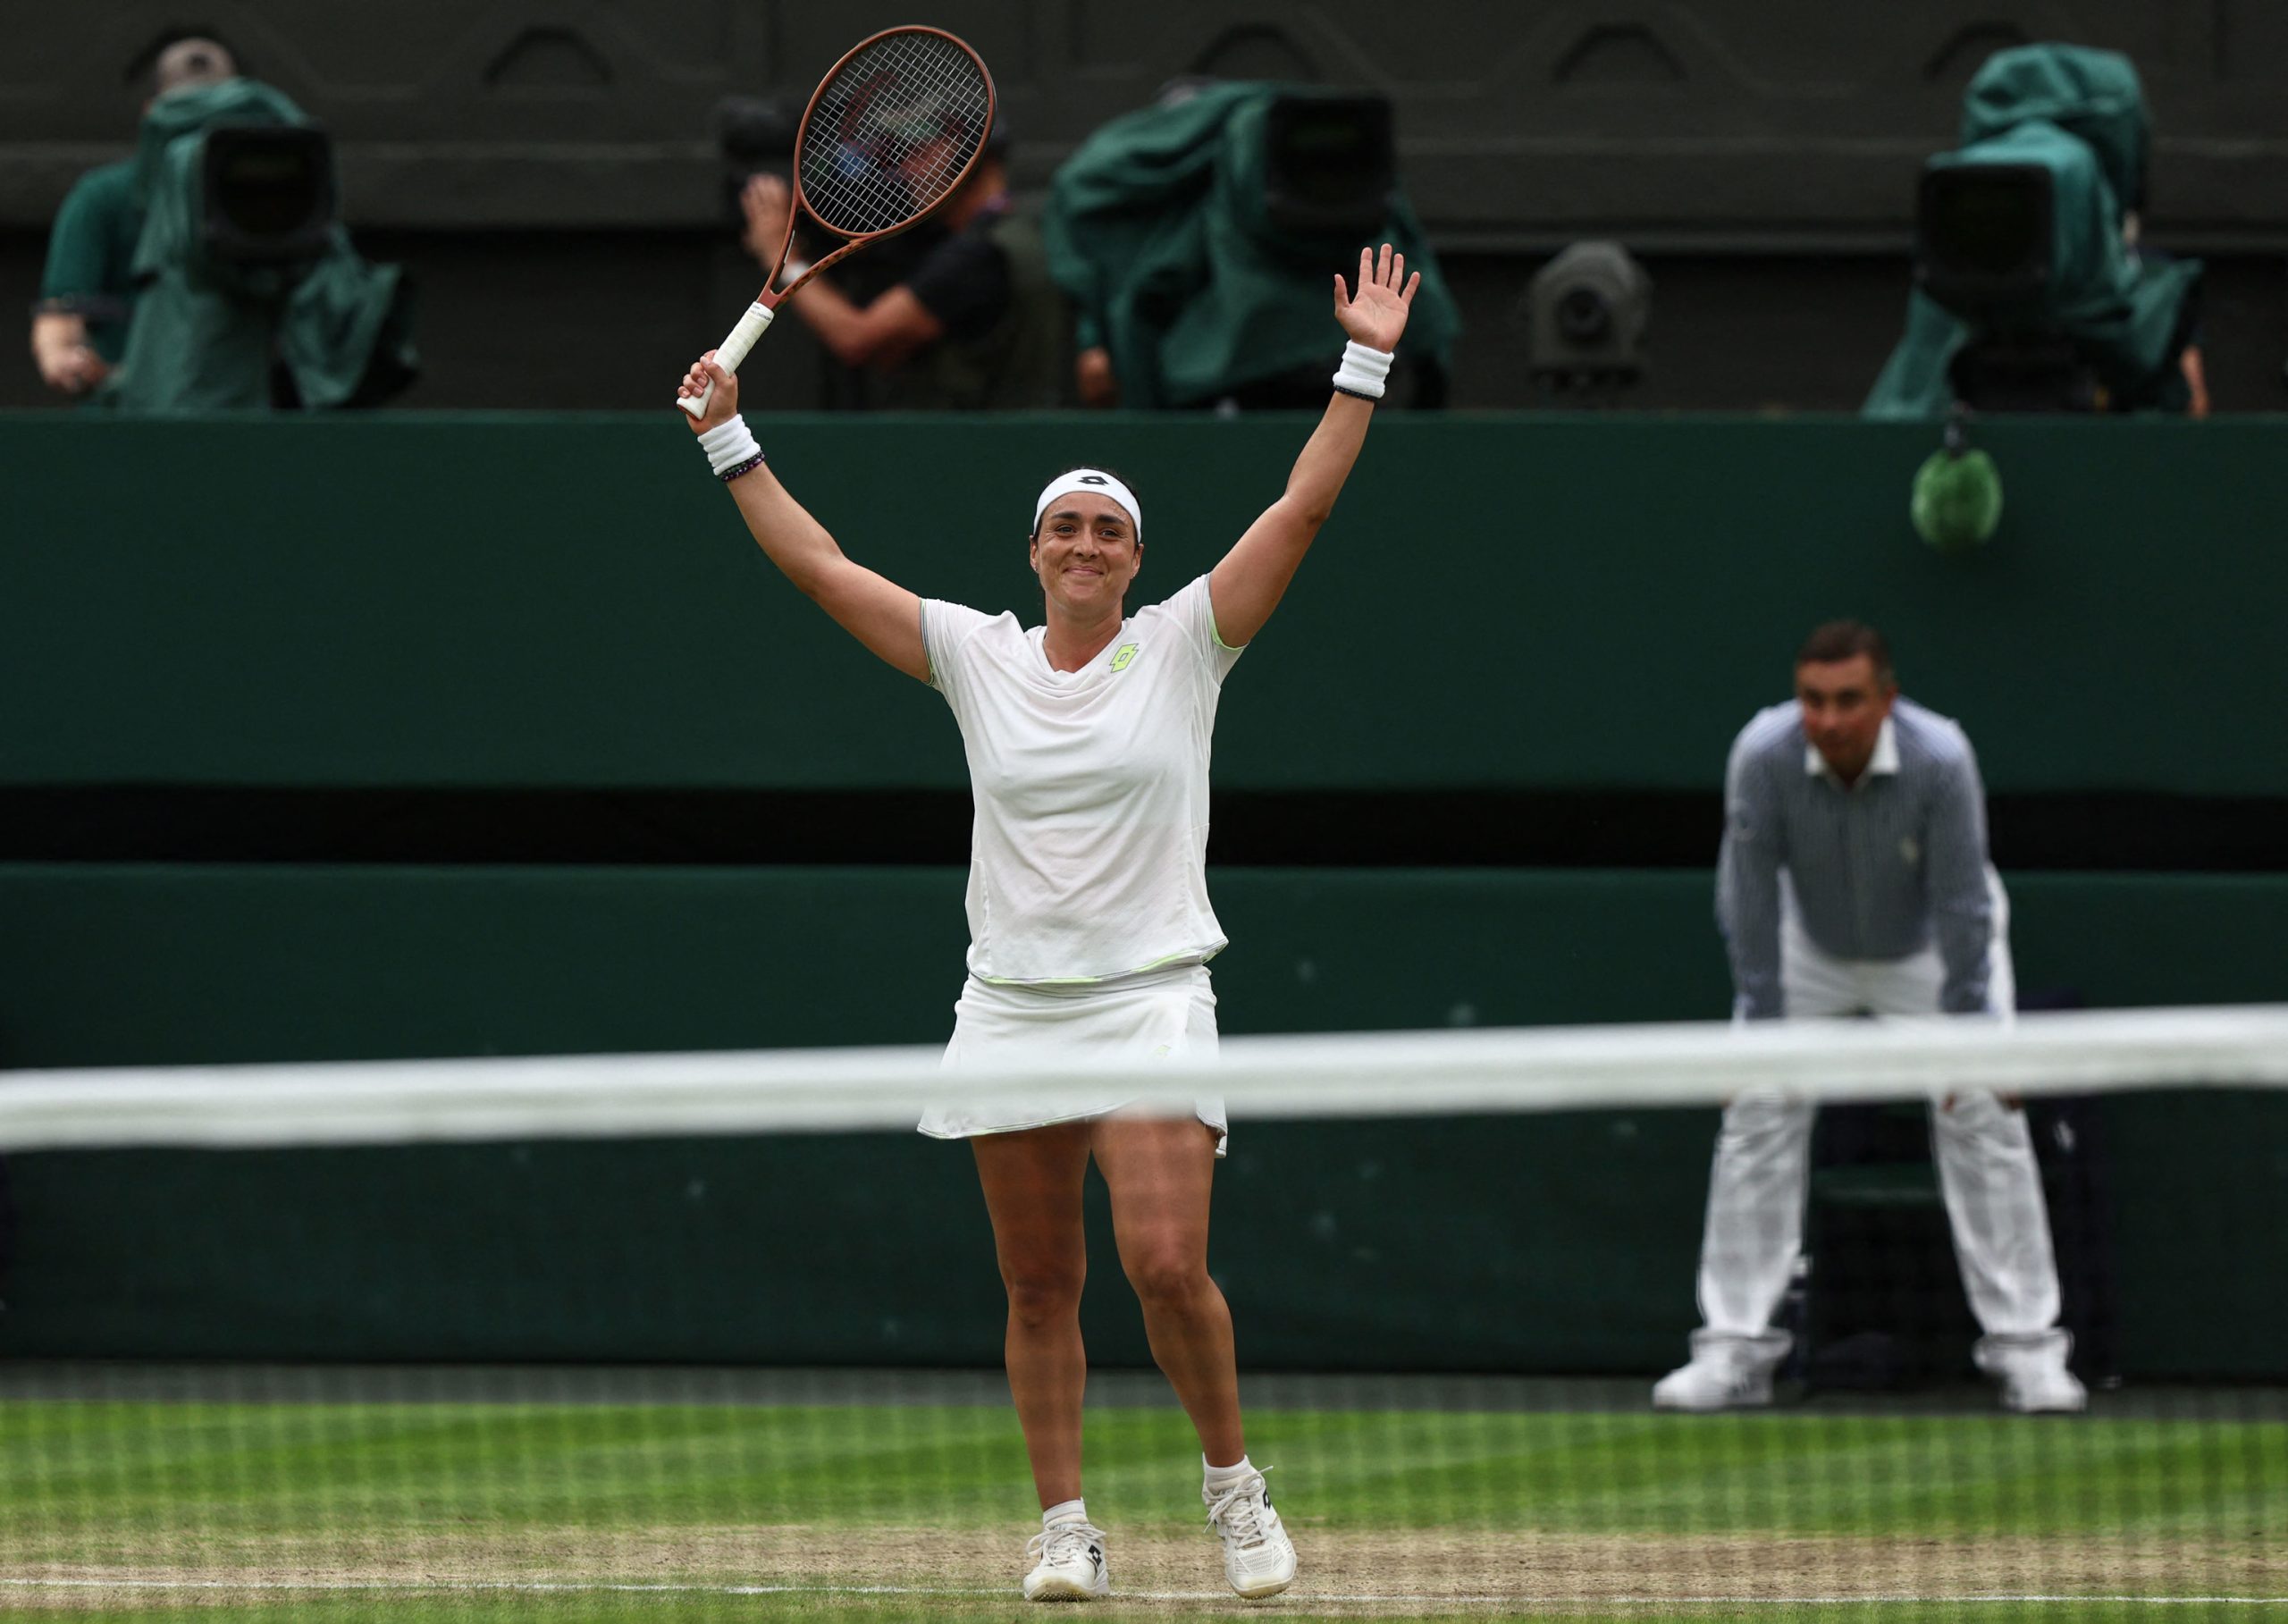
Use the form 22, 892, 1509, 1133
1717, 696, 1995, 1020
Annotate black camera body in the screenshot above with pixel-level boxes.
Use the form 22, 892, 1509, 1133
201, 123, 336, 265
1916, 163, 2055, 321
1259, 93, 1394, 240
1522, 241, 1652, 394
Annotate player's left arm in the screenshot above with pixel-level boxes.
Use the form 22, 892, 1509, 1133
1209, 243, 1418, 648
1927, 748, 1998, 1014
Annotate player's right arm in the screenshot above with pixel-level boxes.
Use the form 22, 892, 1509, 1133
1715, 729, 1786, 1021
678, 354, 928, 683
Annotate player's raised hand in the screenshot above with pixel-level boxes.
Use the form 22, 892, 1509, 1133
1334, 242, 1419, 352
677, 351, 738, 433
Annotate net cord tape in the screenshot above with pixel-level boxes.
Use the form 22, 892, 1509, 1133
2, 1004, 2284, 1151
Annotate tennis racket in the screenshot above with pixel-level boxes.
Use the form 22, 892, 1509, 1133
678, 25, 997, 417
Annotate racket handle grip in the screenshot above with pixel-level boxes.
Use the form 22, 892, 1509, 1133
677, 301, 777, 419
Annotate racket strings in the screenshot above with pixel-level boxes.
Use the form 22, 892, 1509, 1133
800, 31, 990, 239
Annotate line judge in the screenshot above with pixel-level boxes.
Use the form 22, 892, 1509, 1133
1654, 621, 2086, 1415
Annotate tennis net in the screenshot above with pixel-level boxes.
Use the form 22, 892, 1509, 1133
3, 1006, 2284, 1619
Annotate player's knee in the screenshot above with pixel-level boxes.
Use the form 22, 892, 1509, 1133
1001, 1264, 1083, 1326
1123, 1250, 1208, 1313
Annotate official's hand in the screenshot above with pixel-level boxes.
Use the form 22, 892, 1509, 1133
1075, 347, 1118, 408
741, 174, 795, 270
1334, 242, 1419, 353
677, 351, 738, 433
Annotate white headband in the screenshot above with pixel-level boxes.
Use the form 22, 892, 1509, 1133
1033, 468, 1141, 539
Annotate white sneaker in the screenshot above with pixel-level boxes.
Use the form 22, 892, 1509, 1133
1022, 1518, 1109, 1602
1652, 1347, 1779, 1412
1204, 1465, 1297, 1600
1976, 1342, 2089, 1414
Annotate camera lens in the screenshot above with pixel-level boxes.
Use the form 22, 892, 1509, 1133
1558, 286, 1611, 342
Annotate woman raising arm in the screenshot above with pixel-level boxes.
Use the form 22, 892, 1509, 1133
675, 242, 1417, 1605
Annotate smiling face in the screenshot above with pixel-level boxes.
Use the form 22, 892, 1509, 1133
1796, 653, 1897, 784
1030, 492, 1141, 619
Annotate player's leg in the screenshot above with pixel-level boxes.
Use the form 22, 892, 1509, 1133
1093, 1114, 1239, 1457
972, 1122, 1096, 1505
972, 1122, 1113, 1599
1093, 1111, 1293, 1598
1089, 967, 1243, 1457
1656, 897, 1850, 1409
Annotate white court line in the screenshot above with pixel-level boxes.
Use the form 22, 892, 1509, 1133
4, 1576, 2284, 1605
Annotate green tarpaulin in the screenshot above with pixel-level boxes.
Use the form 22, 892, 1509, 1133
1042, 83, 1459, 409
97, 79, 415, 413
1863, 45, 2197, 419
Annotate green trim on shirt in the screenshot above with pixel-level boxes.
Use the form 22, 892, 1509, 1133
1208, 602, 1245, 653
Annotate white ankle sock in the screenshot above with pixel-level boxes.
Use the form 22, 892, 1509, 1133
1042, 1497, 1088, 1527
1203, 1454, 1253, 1488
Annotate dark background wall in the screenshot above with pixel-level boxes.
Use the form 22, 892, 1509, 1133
4, 0, 2287, 411
7, 414, 2287, 802
2, 413, 2283, 1378
1, 865, 2281, 1377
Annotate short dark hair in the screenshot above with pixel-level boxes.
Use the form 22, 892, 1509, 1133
1030, 465, 1141, 543
1796, 620, 1895, 686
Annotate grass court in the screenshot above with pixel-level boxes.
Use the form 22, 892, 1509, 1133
2, 1378, 2282, 1620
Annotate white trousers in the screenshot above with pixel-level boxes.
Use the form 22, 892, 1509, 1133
1693, 874, 2068, 1362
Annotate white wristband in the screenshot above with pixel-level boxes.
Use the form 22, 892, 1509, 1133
1332, 340, 1394, 400
698, 414, 761, 476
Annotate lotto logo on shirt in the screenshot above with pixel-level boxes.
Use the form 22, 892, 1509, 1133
1110, 643, 1140, 672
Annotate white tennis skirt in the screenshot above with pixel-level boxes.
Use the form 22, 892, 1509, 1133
917, 963, 1228, 1155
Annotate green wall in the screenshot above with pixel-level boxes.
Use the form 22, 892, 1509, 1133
4, 413, 2284, 795
4, 410, 2281, 1379
2, 863, 2280, 1377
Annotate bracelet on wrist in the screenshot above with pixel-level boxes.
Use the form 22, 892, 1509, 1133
719, 451, 767, 483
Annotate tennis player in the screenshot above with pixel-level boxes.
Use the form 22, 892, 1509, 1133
679, 245, 1419, 1602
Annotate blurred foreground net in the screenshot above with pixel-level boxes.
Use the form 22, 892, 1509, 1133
2, 1006, 2284, 1619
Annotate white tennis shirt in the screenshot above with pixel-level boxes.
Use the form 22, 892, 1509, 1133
921, 574, 1242, 985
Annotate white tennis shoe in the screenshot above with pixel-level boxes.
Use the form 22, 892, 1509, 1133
1975, 1342, 2089, 1414
1022, 1517, 1110, 1602
1652, 1343, 1782, 1411
1204, 1465, 1297, 1599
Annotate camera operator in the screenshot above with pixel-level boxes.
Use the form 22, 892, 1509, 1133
736, 121, 1068, 411
1864, 45, 2201, 418
29, 35, 236, 399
